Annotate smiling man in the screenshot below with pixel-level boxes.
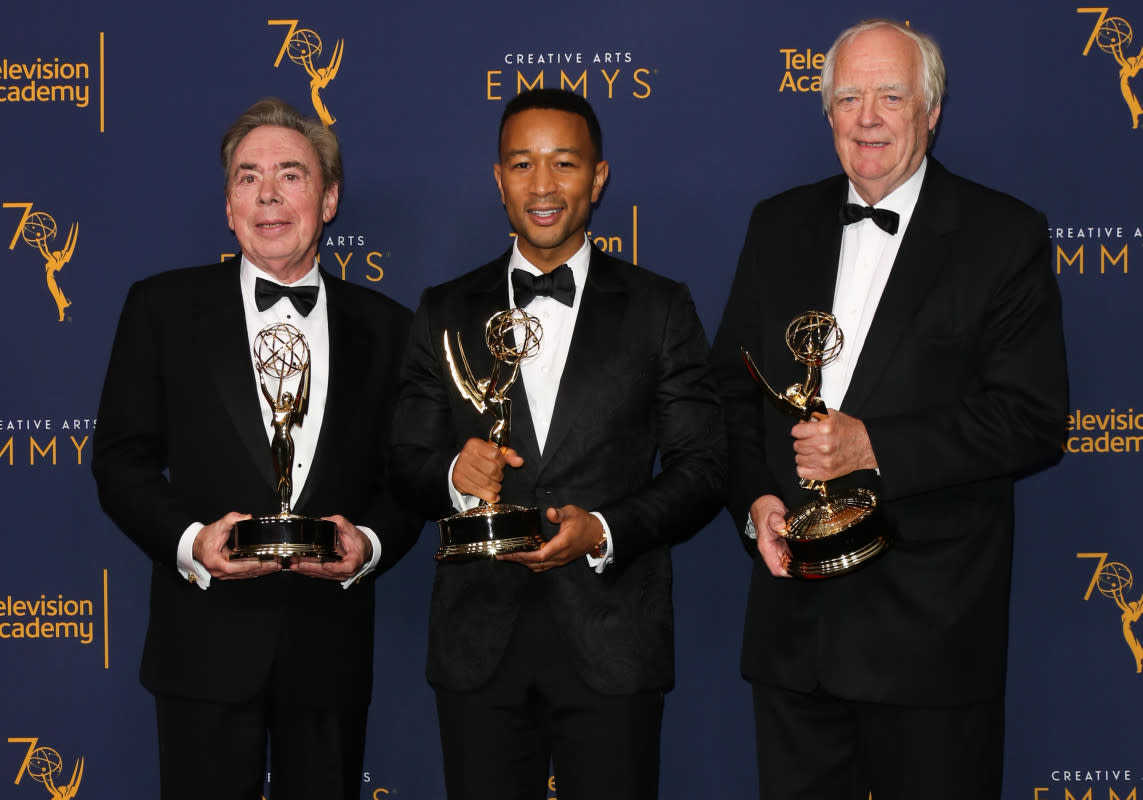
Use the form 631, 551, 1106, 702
93, 98, 420, 800
712, 19, 1068, 800
390, 88, 726, 800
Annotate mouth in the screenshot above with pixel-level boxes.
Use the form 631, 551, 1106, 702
527, 207, 563, 225
855, 140, 889, 149
256, 221, 290, 231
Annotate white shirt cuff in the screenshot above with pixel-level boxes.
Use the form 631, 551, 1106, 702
586, 512, 614, 573
342, 525, 381, 589
177, 522, 211, 589
447, 454, 482, 512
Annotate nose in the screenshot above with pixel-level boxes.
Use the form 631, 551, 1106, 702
857, 93, 880, 127
530, 162, 555, 195
257, 176, 282, 205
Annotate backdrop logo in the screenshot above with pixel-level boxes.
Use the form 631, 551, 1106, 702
268, 19, 343, 126
1065, 407, 1143, 453
487, 51, 654, 100
7, 737, 84, 799
4, 203, 77, 322
1079, 552, 1143, 672
777, 47, 825, 94
1078, 7, 1143, 129
506, 205, 642, 264
0, 33, 106, 131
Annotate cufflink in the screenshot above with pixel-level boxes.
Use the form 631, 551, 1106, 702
590, 535, 609, 560
187, 573, 197, 585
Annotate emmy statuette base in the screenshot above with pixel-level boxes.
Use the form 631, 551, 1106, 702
436, 504, 543, 562
783, 489, 892, 579
229, 515, 341, 561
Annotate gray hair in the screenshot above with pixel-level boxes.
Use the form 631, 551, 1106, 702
219, 97, 343, 192
820, 19, 946, 116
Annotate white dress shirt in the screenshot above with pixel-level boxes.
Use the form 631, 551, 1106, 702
746, 159, 926, 540
177, 257, 381, 588
447, 236, 614, 570
821, 158, 926, 409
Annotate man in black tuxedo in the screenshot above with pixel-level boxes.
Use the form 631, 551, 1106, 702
712, 19, 1067, 800
389, 89, 725, 800
92, 98, 420, 800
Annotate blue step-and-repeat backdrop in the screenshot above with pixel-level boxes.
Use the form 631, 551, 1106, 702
2, 1, 1140, 798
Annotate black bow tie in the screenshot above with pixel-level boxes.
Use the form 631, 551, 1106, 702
840, 203, 900, 235
255, 278, 319, 316
512, 264, 576, 308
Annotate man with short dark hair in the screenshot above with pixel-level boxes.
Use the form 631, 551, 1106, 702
712, 19, 1067, 800
93, 97, 420, 800
390, 88, 726, 800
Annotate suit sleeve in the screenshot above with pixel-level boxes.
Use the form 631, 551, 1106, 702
864, 211, 1068, 499
360, 305, 425, 575
92, 280, 196, 570
388, 291, 463, 521
711, 205, 784, 554
595, 282, 728, 564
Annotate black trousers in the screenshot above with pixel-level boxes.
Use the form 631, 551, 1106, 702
435, 596, 665, 800
154, 688, 367, 800
752, 682, 1004, 800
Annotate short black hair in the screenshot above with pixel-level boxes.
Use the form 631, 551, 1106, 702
498, 88, 603, 160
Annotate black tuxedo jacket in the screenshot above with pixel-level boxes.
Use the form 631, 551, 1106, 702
93, 258, 420, 708
712, 159, 1068, 705
389, 246, 726, 695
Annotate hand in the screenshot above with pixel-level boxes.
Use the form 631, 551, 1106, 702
452, 438, 524, 504
498, 505, 604, 573
289, 514, 373, 580
750, 495, 792, 578
791, 409, 877, 482
192, 512, 282, 580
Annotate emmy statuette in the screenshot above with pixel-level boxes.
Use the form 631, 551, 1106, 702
741, 311, 891, 578
436, 309, 544, 561
229, 323, 340, 561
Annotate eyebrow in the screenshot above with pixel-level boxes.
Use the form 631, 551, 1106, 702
234, 160, 311, 173
833, 82, 911, 96
503, 145, 583, 157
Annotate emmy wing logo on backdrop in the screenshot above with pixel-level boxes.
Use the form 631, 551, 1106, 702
7, 738, 83, 799
268, 19, 343, 126
1079, 552, 1143, 672
4, 203, 77, 322
1079, 7, 1143, 129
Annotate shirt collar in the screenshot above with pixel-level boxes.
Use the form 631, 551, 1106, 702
847, 156, 927, 232
506, 235, 591, 308
239, 256, 322, 302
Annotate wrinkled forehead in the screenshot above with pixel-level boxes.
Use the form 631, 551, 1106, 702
835, 27, 923, 89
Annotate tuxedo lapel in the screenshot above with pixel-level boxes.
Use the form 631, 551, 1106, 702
461, 257, 543, 466
295, 271, 368, 511
841, 163, 958, 412
798, 183, 847, 315
540, 248, 625, 466
196, 261, 276, 491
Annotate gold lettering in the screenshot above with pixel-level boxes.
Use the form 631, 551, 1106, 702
1057, 245, 1084, 274
517, 71, 543, 92
633, 67, 651, 98
1101, 244, 1128, 274
560, 70, 587, 97
70, 434, 88, 464
487, 69, 502, 100
365, 251, 384, 282
600, 68, 620, 99
30, 436, 56, 465
334, 251, 353, 280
